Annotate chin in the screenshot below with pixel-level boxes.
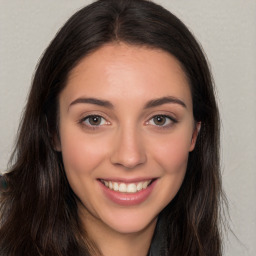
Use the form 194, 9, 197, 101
99, 208, 158, 234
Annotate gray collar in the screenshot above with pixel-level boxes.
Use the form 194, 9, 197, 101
148, 217, 166, 256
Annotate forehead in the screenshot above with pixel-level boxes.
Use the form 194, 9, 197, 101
62, 43, 192, 109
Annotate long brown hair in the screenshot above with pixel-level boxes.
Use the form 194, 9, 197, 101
0, 0, 226, 255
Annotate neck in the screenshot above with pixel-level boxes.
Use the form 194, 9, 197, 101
78, 205, 157, 256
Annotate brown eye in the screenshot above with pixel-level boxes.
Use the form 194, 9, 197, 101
83, 115, 107, 126
148, 115, 176, 127
89, 116, 101, 125
153, 116, 167, 126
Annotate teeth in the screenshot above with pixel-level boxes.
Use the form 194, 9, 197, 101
113, 182, 119, 191
142, 181, 149, 189
101, 180, 152, 193
119, 183, 126, 192
127, 183, 137, 193
136, 182, 143, 191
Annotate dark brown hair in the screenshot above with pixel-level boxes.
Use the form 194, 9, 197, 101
0, 0, 226, 255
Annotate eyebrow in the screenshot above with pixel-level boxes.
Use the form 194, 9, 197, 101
144, 96, 186, 109
69, 97, 114, 110
69, 96, 186, 110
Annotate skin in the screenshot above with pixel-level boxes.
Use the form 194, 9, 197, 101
56, 43, 200, 256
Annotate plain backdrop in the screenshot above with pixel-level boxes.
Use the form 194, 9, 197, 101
0, 1, 255, 255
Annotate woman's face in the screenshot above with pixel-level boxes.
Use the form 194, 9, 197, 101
57, 43, 199, 235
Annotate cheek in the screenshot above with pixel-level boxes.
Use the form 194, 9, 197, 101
149, 131, 192, 206
150, 131, 191, 173
60, 128, 109, 178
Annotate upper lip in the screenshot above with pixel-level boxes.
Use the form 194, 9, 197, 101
98, 177, 158, 183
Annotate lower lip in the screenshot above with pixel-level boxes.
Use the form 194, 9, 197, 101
99, 180, 157, 206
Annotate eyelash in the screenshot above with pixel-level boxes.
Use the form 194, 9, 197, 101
146, 114, 177, 128
79, 114, 177, 130
79, 115, 109, 129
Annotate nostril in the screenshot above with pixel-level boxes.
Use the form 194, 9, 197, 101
110, 130, 147, 168
110, 151, 147, 169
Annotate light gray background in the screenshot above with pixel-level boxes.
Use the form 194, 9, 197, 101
0, 1, 255, 255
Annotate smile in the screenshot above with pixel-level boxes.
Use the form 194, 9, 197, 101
100, 179, 153, 193
99, 178, 158, 206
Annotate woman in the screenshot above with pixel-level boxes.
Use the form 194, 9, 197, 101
0, 0, 226, 255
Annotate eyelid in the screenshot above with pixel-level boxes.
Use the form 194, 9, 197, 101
145, 114, 178, 128
77, 110, 109, 122
77, 111, 178, 130
78, 113, 111, 129
85, 115, 108, 125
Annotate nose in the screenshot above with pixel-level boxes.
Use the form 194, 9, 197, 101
110, 127, 147, 169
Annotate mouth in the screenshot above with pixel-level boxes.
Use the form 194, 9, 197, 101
99, 179, 155, 194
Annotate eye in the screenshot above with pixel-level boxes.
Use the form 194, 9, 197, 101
147, 115, 176, 127
82, 115, 108, 127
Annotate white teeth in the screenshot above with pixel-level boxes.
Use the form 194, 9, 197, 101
119, 183, 126, 192
102, 180, 152, 193
113, 182, 119, 191
142, 181, 149, 189
136, 182, 143, 191
127, 183, 137, 193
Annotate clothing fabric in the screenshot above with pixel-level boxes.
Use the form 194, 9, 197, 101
148, 216, 166, 256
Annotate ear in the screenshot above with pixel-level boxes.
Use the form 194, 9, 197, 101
189, 122, 201, 152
